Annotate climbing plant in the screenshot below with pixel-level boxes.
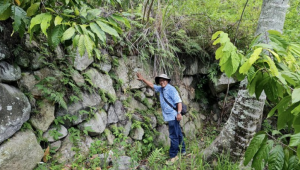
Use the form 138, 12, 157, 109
212, 30, 300, 169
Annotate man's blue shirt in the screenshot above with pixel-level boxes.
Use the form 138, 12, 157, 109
153, 84, 182, 122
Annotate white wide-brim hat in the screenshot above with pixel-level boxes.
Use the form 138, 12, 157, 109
155, 74, 171, 84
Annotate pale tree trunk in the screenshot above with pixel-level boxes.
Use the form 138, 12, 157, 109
202, 0, 289, 161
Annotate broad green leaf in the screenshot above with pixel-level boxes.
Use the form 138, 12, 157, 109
264, 55, 279, 76
61, 27, 75, 41
219, 33, 230, 43
0, 2, 10, 15
96, 21, 119, 37
211, 31, 223, 40
26, 2, 40, 17
244, 133, 266, 166
277, 97, 293, 130
48, 25, 64, 48
219, 51, 230, 65
84, 34, 94, 57
239, 48, 262, 74
0, 4, 11, 20
86, 9, 101, 20
268, 96, 291, 118
73, 34, 80, 48
213, 38, 220, 45
255, 73, 269, 99
12, 5, 27, 32
45, 7, 56, 14
267, 49, 281, 62
90, 22, 106, 43
112, 14, 131, 28
292, 105, 300, 116
292, 88, 300, 104
78, 35, 85, 57
220, 50, 240, 77
289, 133, 300, 146
297, 147, 300, 167
281, 72, 297, 86
248, 71, 262, 95
29, 13, 52, 35
265, 78, 277, 102
268, 145, 285, 170
288, 155, 300, 170
252, 43, 273, 49
293, 115, 300, 133
252, 140, 273, 170
94, 49, 101, 60
276, 72, 287, 85
54, 16, 63, 26
215, 45, 224, 60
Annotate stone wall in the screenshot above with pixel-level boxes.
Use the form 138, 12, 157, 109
0, 22, 238, 169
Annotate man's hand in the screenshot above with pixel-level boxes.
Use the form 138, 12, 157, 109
137, 72, 144, 81
177, 113, 182, 121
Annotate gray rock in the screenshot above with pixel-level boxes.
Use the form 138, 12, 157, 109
155, 125, 170, 147
145, 88, 154, 97
53, 134, 92, 163
0, 61, 21, 82
209, 73, 237, 94
200, 114, 206, 120
71, 70, 85, 87
98, 150, 114, 166
74, 51, 94, 71
25, 34, 39, 49
184, 57, 210, 75
103, 103, 109, 111
114, 100, 126, 121
178, 85, 190, 105
31, 52, 45, 70
183, 121, 197, 139
132, 113, 143, 122
150, 114, 157, 128
85, 68, 116, 97
50, 140, 62, 152
114, 56, 153, 90
99, 60, 112, 73
131, 127, 144, 140
56, 92, 102, 126
127, 98, 147, 112
194, 114, 203, 130
30, 99, 55, 132
55, 45, 64, 59
122, 120, 132, 136
180, 114, 189, 127
78, 112, 106, 136
0, 83, 31, 143
182, 76, 193, 86
15, 51, 31, 68
99, 110, 108, 126
105, 129, 115, 145
43, 125, 68, 142
0, 42, 10, 60
0, 130, 44, 170
189, 102, 201, 113
114, 156, 138, 170
18, 68, 58, 97
213, 114, 218, 122
107, 105, 118, 124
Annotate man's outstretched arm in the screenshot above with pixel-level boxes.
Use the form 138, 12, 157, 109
137, 72, 154, 89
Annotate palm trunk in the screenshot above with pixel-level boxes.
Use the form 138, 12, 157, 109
202, 0, 289, 161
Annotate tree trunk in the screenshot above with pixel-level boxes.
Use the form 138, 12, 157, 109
202, 0, 289, 162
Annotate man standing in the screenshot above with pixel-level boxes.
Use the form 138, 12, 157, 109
137, 73, 186, 165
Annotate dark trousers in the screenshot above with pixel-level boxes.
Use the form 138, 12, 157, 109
168, 119, 186, 158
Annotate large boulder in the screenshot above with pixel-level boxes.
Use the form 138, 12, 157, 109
127, 98, 147, 112
78, 112, 106, 136
114, 156, 138, 170
107, 105, 119, 124
56, 92, 102, 126
53, 134, 93, 163
85, 68, 116, 97
0, 83, 31, 143
30, 99, 55, 132
0, 61, 21, 82
0, 130, 44, 170
113, 100, 126, 121
183, 121, 197, 139
209, 73, 237, 95
114, 56, 153, 90
74, 51, 94, 71
71, 70, 85, 87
